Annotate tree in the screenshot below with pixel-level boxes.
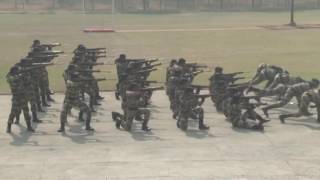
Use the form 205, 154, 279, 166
289, 0, 296, 26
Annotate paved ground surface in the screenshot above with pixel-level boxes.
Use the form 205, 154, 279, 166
1, 91, 320, 180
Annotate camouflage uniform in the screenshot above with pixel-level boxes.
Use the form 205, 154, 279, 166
6, 67, 34, 133
264, 73, 305, 97
58, 72, 94, 132
279, 89, 320, 123
250, 64, 284, 89
176, 88, 209, 131
226, 93, 269, 131
113, 89, 151, 132
262, 80, 320, 117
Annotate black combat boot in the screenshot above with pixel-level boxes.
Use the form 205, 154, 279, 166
199, 118, 210, 130
85, 120, 94, 131
37, 103, 45, 112
14, 114, 20, 124
115, 92, 120, 100
46, 93, 55, 102
6, 123, 12, 133
25, 118, 35, 132
96, 95, 104, 100
262, 107, 269, 118
279, 115, 287, 124
57, 123, 65, 133
32, 111, 42, 123
78, 111, 85, 122
142, 121, 151, 132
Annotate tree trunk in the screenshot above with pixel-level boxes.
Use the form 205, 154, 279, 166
142, 0, 149, 12
90, 0, 95, 11
290, 0, 296, 26
52, 0, 56, 10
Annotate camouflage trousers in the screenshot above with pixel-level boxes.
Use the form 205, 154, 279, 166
264, 84, 287, 98
264, 87, 301, 111
8, 94, 31, 125
281, 92, 320, 122
60, 97, 92, 126
119, 108, 150, 131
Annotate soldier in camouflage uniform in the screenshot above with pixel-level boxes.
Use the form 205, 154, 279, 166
15, 58, 42, 123
112, 83, 152, 132
58, 64, 94, 133
114, 54, 128, 100
226, 92, 269, 131
261, 72, 305, 98
6, 66, 34, 133
262, 79, 320, 117
279, 89, 320, 123
176, 87, 210, 131
250, 63, 284, 89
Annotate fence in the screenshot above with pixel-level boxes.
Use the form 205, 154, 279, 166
0, 0, 320, 12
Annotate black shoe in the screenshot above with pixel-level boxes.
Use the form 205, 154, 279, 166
199, 124, 210, 130
43, 103, 51, 107
27, 127, 35, 132
85, 126, 95, 131
6, 124, 12, 133
96, 96, 104, 100
38, 108, 45, 113
116, 120, 121, 129
14, 120, 20, 125
142, 126, 152, 132
262, 108, 269, 118
57, 128, 65, 133
279, 115, 286, 124
94, 102, 101, 106
252, 125, 264, 131
33, 119, 43, 123
47, 97, 55, 102
78, 118, 85, 122
115, 92, 120, 100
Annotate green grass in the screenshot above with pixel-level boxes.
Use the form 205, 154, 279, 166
0, 10, 320, 92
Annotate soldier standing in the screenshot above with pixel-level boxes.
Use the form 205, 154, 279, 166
6, 66, 34, 133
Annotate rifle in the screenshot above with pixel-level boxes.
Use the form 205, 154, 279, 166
86, 55, 106, 59
133, 68, 157, 75
40, 43, 61, 48
86, 48, 106, 51
77, 69, 109, 73
190, 85, 209, 90
224, 72, 244, 77
142, 63, 162, 69
141, 86, 164, 91
230, 77, 245, 83
18, 63, 54, 72
192, 70, 204, 76
185, 63, 208, 68
79, 62, 105, 66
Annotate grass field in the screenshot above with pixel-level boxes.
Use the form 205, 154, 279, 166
0, 10, 320, 93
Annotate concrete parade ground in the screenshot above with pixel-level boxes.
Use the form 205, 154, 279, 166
0, 91, 320, 180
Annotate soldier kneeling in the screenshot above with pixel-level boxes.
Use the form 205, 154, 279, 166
227, 92, 269, 131
177, 87, 210, 131
112, 83, 152, 132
